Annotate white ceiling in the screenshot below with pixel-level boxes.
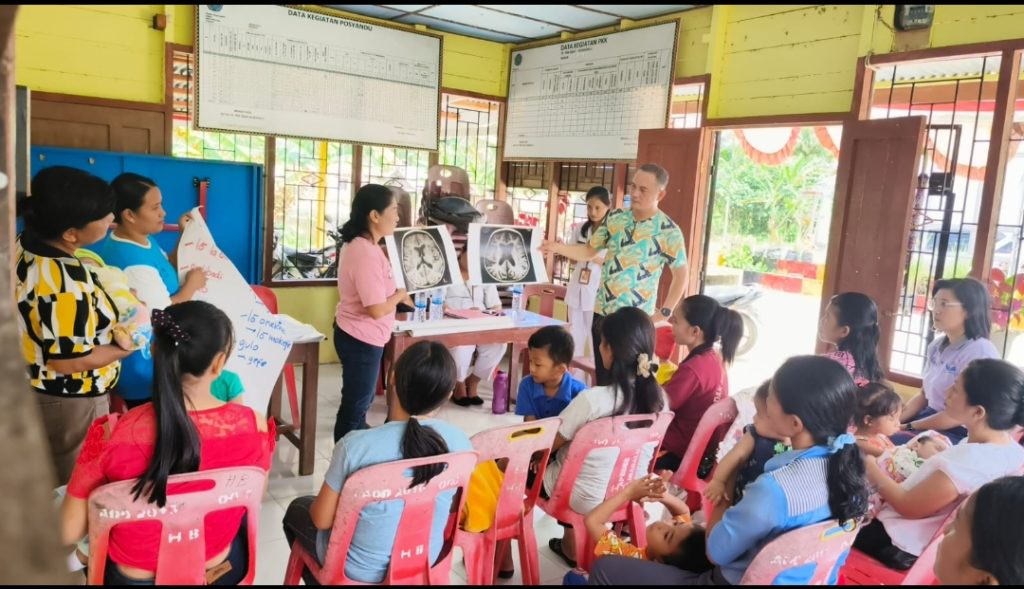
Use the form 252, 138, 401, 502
323, 5, 697, 43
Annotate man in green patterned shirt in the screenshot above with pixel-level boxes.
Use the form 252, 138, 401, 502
541, 163, 688, 385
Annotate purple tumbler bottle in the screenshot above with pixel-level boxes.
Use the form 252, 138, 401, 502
492, 370, 509, 415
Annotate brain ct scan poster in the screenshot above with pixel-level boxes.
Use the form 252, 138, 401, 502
467, 224, 548, 286
385, 226, 463, 294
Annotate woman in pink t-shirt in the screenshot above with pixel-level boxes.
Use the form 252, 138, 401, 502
333, 184, 407, 442
656, 294, 744, 471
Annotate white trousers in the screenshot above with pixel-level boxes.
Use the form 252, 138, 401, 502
452, 343, 508, 381
568, 306, 595, 359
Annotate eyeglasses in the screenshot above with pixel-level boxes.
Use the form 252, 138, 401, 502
927, 299, 963, 311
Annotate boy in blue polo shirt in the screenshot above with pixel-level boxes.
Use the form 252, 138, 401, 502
516, 326, 588, 421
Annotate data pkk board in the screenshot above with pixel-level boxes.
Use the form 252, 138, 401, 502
195, 5, 441, 150
504, 22, 678, 161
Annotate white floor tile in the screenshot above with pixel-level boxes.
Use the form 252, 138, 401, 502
254, 538, 291, 585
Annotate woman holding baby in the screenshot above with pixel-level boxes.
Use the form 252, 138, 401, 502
14, 166, 133, 485
855, 358, 1024, 571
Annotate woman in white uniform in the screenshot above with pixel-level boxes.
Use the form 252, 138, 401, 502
565, 186, 610, 380
446, 248, 508, 406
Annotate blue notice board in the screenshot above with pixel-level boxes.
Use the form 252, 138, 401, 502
29, 147, 265, 284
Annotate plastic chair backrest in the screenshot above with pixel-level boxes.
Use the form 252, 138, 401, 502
523, 283, 567, 319
319, 451, 479, 585
901, 496, 967, 585
740, 519, 859, 584
251, 285, 278, 313
475, 199, 515, 225
545, 412, 673, 516
87, 466, 267, 585
670, 396, 738, 499
469, 418, 560, 535
426, 165, 471, 199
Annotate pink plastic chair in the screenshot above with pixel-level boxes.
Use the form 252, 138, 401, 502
741, 519, 860, 584
86, 466, 267, 585
538, 412, 674, 571
669, 396, 739, 513
455, 418, 561, 585
840, 497, 967, 586
284, 451, 479, 585
251, 285, 300, 430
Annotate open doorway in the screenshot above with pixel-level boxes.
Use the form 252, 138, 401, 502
702, 126, 842, 390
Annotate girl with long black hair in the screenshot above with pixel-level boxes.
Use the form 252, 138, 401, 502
60, 301, 275, 584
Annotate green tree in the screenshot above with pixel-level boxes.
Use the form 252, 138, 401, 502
712, 128, 837, 252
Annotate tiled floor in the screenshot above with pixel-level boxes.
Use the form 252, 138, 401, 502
256, 363, 579, 585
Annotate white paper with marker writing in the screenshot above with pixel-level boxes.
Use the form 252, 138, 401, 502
177, 208, 293, 413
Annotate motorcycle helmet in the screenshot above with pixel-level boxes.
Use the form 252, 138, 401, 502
423, 195, 483, 235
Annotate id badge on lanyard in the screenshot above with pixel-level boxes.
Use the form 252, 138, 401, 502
579, 265, 592, 285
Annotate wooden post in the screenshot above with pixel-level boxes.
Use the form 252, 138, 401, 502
0, 6, 76, 584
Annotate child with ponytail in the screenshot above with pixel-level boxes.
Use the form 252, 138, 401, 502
819, 292, 884, 386
544, 306, 668, 567
656, 294, 744, 471
60, 301, 275, 585
283, 341, 472, 584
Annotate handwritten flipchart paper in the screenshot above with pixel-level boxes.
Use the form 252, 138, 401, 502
177, 208, 292, 412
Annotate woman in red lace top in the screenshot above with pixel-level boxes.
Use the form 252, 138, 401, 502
60, 300, 275, 584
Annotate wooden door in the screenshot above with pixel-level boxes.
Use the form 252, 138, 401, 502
637, 128, 714, 306
818, 116, 927, 374
30, 92, 167, 155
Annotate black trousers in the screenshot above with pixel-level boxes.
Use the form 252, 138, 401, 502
852, 519, 918, 571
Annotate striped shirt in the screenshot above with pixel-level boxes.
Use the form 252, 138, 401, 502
15, 233, 120, 396
708, 445, 844, 584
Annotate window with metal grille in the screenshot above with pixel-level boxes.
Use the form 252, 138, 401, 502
171, 50, 266, 163
871, 55, 1001, 376
507, 161, 551, 234
670, 82, 705, 129
272, 139, 354, 280
439, 93, 500, 201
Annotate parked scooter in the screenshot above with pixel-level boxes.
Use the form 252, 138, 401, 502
704, 283, 763, 357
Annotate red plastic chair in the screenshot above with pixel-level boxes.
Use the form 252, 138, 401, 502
455, 418, 561, 585
741, 519, 860, 584
669, 396, 739, 513
840, 496, 967, 586
86, 466, 267, 585
251, 285, 301, 430
538, 412, 674, 571
284, 451, 479, 585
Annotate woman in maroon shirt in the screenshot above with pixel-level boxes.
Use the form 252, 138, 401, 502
656, 294, 743, 471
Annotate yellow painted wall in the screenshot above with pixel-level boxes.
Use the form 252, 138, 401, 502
14, 4, 509, 104
273, 287, 340, 364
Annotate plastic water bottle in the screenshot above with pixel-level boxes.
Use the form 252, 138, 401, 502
413, 292, 428, 323
492, 370, 509, 415
510, 284, 523, 319
430, 289, 444, 322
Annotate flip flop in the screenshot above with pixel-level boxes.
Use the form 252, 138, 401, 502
468, 396, 485, 405
548, 538, 577, 568
452, 397, 474, 407
497, 568, 515, 579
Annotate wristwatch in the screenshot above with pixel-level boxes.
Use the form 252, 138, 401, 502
659, 307, 672, 318
904, 422, 916, 432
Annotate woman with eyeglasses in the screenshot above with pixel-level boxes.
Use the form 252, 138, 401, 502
895, 278, 998, 444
